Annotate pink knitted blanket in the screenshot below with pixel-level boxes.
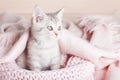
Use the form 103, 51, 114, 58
0, 13, 120, 80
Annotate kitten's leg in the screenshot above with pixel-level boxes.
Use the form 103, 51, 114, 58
27, 60, 42, 71
51, 64, 60, 70
50, 56, 61, 70
30, 66, 42, 71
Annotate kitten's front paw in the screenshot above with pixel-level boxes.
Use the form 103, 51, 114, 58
51, 64, 60, 70
29, 66, 42, 71
32, 68, 41, 71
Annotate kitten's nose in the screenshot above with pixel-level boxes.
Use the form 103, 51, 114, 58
54, 32, 58, 36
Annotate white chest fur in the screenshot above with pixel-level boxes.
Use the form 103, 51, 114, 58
27, 35, 61, 71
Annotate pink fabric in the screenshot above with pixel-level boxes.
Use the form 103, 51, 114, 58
0, 13, 95, 80
0, 57, 94, 80
105, 61, 120, 80
75, 15, 120, 80
77, 15, 120, 52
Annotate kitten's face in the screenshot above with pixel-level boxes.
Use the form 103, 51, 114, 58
32, 5, 64, 38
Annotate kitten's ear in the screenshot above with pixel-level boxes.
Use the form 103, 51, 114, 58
56, 8, 64, 20
32, 5, 46, 23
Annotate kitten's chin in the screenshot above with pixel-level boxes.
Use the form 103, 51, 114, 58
56, 35, 60, 39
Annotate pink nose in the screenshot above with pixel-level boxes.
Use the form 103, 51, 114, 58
54, 32, 58, 36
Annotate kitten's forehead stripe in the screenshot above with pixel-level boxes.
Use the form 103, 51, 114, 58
47, 14, 59, 23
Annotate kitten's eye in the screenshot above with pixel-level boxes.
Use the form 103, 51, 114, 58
58, 26, 61, 31
47, 26, 53, 31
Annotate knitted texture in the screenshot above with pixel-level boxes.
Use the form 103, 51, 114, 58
0, 57, 95, 80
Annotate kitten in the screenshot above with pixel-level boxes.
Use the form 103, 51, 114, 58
27, 5, 64, 71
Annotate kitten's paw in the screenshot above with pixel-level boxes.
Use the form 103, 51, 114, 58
51, 64, 60, 70
30, 67, 42, 71
28, 65, 42, 71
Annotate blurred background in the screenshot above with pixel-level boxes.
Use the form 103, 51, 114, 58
0, 0, 120, 19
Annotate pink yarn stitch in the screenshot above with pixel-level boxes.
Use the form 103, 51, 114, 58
0, 57, 95, 80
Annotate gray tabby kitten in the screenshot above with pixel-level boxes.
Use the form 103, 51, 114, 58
27, 5, 64, 71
